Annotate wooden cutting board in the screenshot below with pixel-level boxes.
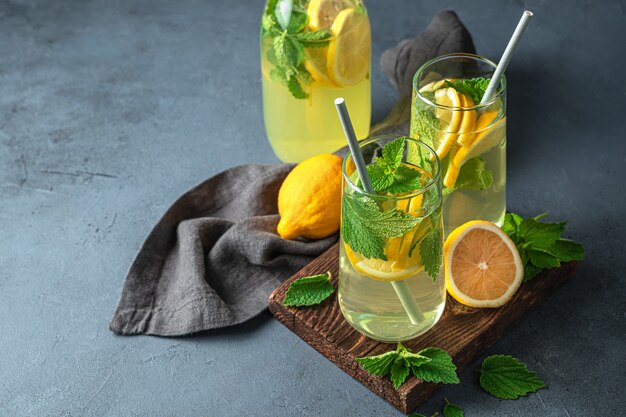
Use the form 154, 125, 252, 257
268, 243, 579, 414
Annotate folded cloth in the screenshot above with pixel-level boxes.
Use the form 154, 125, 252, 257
109, 10, 476, 336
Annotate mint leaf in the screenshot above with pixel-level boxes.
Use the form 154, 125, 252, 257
287, 72, 307, 99
286, 10, 308, 33
443, 399, 464, 417
445, 77, 490, 104
419, 228, 442, 281
283, 272, 334, 307
341, 195, 420, 260
294, 29, 331, 47
367, 164, 395, 192
273, 32, 303, 71
410, 109, 439, 149
503, 212, 584, 282
390, 357, 411, 389
411, 348, 459, 384
454, 157, 493, 191
382, 137, 406, 168
355, 350, 398, 375
386, 165, 423, 194
527, 249, 561, 269
480, 355, 546, 399
549, 239, 584, 262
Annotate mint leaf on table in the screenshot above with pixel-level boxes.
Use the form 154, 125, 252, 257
443, 399, 464, 417
356, 344, 458, 389
480, 355, 546, 399
503, 212, 584, 282
283, 272, 334, 307
419, 228, 443, 281
445, 77, 490, 104
341, 195, 420, 260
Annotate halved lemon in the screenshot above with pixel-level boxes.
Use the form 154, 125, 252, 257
433, 87, 462, 159
307, 0, 350, 31
444, 220, 523, 308
327, 8, 371, 87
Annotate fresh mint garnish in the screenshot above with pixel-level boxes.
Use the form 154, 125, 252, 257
442, 157, 493, 195
366, 137, 425, 194
262, 0, 332, 99
283, 272, 334, 307
356, 343, 458, 389
480, 355, 546, 399
445, 77, 491, 104
419, 228, 443, 281
410, 110, 439, 150
341, 195, 420, 260
443, 399, 464, 417
502, 212, 584, 281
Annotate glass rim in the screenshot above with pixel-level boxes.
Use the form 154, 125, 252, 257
341, 135, 441, 200
413, 53, 507, 111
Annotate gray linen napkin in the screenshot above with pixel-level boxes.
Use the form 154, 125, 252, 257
109, 10, 475, 336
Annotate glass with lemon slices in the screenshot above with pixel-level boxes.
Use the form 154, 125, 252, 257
411, 53, 507, 236
338, 135, 446, 342
261, 0, 371, 162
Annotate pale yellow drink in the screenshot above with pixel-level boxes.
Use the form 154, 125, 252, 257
261, 0, 371, 162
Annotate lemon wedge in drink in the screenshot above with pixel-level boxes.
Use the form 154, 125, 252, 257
452, 111, 505, 168
307, 0, 349, 31
456, 94, 477, 147
433, 87, 462, 159
444, 220, 523, 307
327, 8, 371, 87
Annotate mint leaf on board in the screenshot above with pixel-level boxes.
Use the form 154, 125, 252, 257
445, 77, 490, 104
443, 399, 464, 417
502, 212, 584, 282
341, 195, 420, 260
355, 344, 457, 390
283, 272, 334, 307
419, 228, 443, 281
480, 355, 546, 399
411, 347, 460, 384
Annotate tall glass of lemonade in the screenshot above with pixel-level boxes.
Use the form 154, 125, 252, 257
261, 0, 371, 162
410, 53, 507, 235
338, 135, 445, 342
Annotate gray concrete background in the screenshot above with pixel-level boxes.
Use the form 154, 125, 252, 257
1, 0, 624, 415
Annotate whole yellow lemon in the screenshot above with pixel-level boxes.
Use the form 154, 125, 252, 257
277, 154, 343, 240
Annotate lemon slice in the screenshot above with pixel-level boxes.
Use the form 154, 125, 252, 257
433, 87, 462, 159
327, 8, 371, 87
307, 0, 350, 31
418, 79, 446, 94
304, 47, 336, 86
456, 94, 477, 146
452, 112, 505, 167
444, 220, 523, 308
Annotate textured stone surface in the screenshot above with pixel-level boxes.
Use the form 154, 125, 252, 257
0, 0, 624, 416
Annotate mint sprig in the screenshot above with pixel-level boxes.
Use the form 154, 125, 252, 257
443, 399, 464, 417
445, 77, 491, 104
341, 195, 420, 260
366, 137, 424, 194
283, 272, 334, 307
355, 343, 458, 389
480, 355, 546, 399
502, 212, 584, 281
262, 0, 331, 99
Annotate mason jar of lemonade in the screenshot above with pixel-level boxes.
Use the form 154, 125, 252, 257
260, 0, 371, 162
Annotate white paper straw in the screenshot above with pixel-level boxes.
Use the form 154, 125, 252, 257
481, 10, 534, 104
334, 97, 425, 325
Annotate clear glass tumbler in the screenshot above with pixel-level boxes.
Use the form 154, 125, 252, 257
260, 0, 371, 162
411, 53, 507, 235
338, 135, 445, 342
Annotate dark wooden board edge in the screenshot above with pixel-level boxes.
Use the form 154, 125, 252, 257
269, 243, 579, 413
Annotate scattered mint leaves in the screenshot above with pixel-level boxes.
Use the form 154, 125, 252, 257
445, 77, 491, 104
480, 355, 546, 399
503, 212, 584, 281
283, 272, 334, 307
341, 195, 420, 260
443, 399, 464, 417
355, 344, 458, 389
262, 0, 331, 99
419, 228, 443, 281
